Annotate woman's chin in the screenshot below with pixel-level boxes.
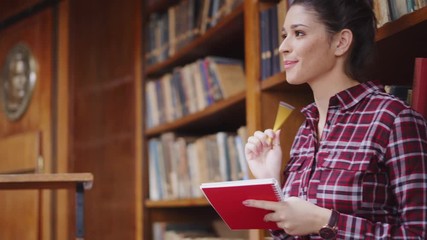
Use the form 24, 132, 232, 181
285, 77, 304, 86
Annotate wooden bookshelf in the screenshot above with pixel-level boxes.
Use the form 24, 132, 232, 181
139, 0, 427, 239
141, 1, 248, 239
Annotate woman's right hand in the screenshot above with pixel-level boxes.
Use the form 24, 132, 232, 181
244, 129, 282, 180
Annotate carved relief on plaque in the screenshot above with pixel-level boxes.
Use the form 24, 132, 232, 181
0, 43, 37, 121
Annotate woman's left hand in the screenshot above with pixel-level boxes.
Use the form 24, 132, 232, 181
243, 197, 331, 236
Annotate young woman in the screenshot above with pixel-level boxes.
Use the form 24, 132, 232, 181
244, 0, 427, 239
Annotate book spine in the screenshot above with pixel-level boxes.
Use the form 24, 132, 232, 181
260, 9, 269, 80
406, 0, 416, 12
269, 6, 281, 76
374, 0, 391, 27
412, 58, 427, 119
277, 0, 288, 72
389, 0, 410, 20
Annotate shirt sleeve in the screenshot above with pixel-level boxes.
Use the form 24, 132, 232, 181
335, 108, 427, 239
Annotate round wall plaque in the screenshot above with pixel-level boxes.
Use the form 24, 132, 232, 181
0, 43, 37, 121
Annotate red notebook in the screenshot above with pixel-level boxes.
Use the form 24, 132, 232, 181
200, 178, 284, 230
412, 58, 427, 119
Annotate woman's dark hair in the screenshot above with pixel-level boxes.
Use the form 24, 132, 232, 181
290, 0, 377, 82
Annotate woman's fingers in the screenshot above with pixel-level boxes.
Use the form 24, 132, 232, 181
245, 142, 257, 159
245, 129, 279, 159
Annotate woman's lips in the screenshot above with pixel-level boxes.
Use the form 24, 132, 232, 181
284, 60, 298, 70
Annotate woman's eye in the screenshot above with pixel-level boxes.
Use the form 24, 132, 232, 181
295, 31, 304, 37
281, 33, 287, 40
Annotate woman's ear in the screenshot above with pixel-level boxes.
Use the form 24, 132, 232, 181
334, 29, 353, 57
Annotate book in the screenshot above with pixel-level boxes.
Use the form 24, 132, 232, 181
388, 0, 410, 20
269, 6, 281, 76
417, 0, 427, 9
412, 57, 427, 119
277, 0, 288, 72
145, 80, 159, 127
206, 56, 246, 99
199, 0, 212, 34
234, 134, 249, 180
260, 8, 271, 80
200, 178, 285, 230
373, 0, 391, 27
236, 126, 249, 180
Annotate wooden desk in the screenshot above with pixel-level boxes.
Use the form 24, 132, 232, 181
0, 173, 94, 240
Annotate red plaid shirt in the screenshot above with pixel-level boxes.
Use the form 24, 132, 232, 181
272, 81, 427, 239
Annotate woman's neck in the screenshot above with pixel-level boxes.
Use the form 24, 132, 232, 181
310, 74, 359, 115
308, 73, 359, 140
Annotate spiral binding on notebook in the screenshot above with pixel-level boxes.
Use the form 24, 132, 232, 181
270, 178, 285, 201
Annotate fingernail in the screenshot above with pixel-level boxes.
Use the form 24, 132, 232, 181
242, 200, 250, 206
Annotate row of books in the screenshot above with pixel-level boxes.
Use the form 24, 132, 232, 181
153, 220, 248, 240
145, 0, 243, 66
374, 0, 426, 27
148, 126, 249, 200
145, 56, 245, 128
259, 1, 287, 80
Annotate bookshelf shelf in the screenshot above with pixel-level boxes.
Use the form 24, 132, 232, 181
146, 4, 245, 78
145, 91, 246, 136
145, 197, 209, 208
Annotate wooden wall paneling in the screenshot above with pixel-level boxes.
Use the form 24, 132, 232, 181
68, 0, 139, 239
0, 132, 41, 240
0, 7, 54, 240
0, 131, 41, 173
56, 0, 71, 239
0, 190, 40, 239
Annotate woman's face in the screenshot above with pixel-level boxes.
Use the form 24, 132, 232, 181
279, 4, 338, 85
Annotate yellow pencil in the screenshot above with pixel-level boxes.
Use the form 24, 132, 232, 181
268, 101, 295, 145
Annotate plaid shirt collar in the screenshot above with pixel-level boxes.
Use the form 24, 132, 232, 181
301, 81, 384, 118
